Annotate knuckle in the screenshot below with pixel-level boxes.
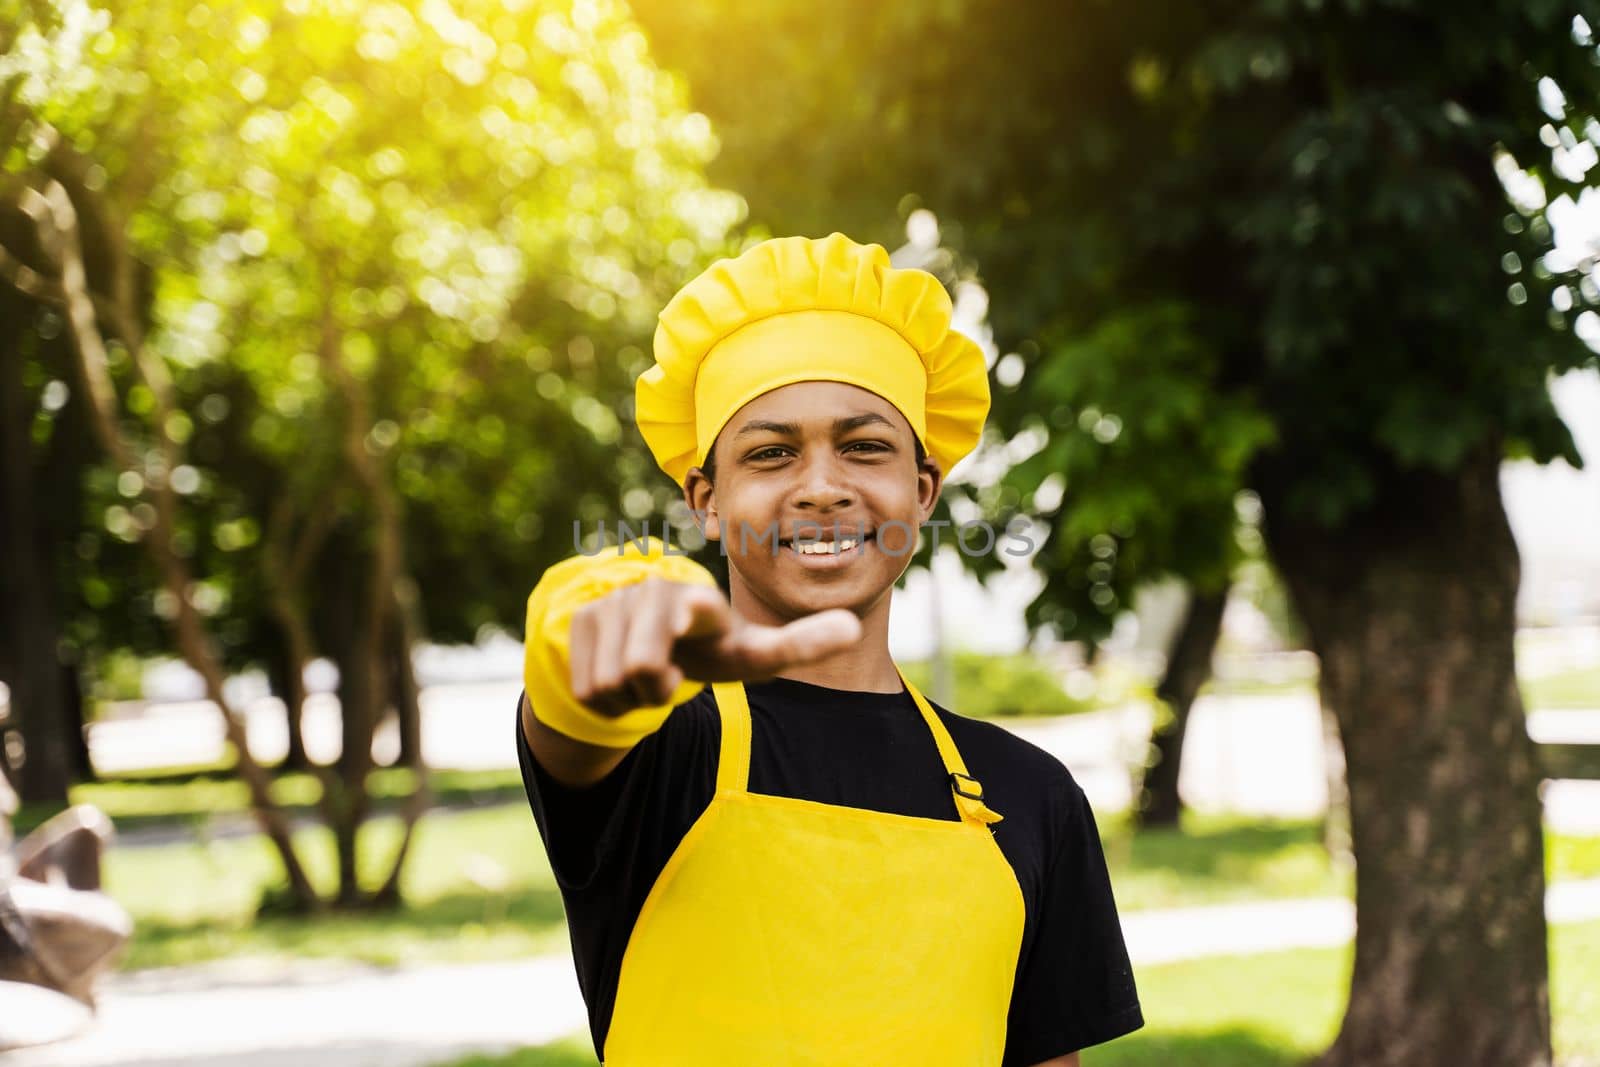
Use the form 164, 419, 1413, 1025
620, 648, 663, 679
590, 662, 622, 692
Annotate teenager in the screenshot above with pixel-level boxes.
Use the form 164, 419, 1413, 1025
517, 232, 1143, 1065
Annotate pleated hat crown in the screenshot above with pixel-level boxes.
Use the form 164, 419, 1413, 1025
634, 232, 991, 486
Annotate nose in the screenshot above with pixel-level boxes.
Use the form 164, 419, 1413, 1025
791, 451, 854, 512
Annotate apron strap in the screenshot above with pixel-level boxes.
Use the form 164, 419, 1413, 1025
895, 665, 1005, 828
712, 671, 1002, 826
710, 681, 753, 794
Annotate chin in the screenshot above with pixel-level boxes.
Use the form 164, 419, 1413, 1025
766, 571, 890, 622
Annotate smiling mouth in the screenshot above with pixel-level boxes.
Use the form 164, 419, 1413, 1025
780, 530, 876, 556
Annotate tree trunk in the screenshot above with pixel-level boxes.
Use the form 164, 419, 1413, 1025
263, 492, 333, 775
373, 578, 431, 906
332, 610, 377, 908
263, 630, 311, 773
0, 285, 71, 806
1138, 585, 1227, 829
59, 651, 93, 783
1259, 438, 1550, 1067
389, 576, 424, 769
314, 298, 428, 909
4, 153, 323, 912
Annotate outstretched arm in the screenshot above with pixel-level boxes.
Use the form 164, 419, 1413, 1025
522, 552, 859, 788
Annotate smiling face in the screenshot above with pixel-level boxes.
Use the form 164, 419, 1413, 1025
683, 380, 942, 626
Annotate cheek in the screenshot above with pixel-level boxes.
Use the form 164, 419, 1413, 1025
875, 479, 925, 520
865, 485, 926, 558
716, 488, 780, 536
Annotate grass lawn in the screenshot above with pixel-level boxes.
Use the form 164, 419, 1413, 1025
422, 920, 1600, 1067
13, 763, 529, 838
1188, 660, 1600, 711
108, 802, 568, 970
1101, 811, 1600, 911
1526, 663, 1600, 711
102, 800, 1600, 972
1100, 814, 1348, 911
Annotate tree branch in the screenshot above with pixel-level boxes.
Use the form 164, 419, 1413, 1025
16, 165, 324, 912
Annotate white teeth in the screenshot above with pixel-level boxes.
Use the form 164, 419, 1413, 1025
795, 537, 859, 556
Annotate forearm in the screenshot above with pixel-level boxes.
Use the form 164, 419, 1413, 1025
520, 690, 631, 788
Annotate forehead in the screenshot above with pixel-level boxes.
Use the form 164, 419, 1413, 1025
726, 380, 913, 435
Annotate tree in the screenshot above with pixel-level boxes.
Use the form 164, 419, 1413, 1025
0, 218, 79, 805
629, 2, 1600, 1062
3, 0, 740, 910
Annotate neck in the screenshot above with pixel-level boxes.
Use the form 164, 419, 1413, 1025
728, 578, 902, 693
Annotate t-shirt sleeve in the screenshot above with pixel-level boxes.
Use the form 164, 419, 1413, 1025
516, 689, 718, 1056
515, 689, 715, 891
516, 694, 637, 889
1003, 777, 1144, 1063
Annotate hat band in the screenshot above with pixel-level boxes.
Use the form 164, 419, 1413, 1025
692, 309, 929, 468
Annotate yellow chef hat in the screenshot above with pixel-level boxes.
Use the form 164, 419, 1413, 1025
634, 232, 990, 486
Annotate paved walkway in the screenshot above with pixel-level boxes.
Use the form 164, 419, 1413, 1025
9, 877, 1600, 1067
4, 956, 586, 1067
89, 682, 1600, 841
23, 679, 1594, 1062
1122, 875, 1600, 966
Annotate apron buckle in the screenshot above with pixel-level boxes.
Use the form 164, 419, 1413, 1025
949, 771, 986, 801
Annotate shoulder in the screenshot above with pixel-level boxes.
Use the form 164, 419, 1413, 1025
930, 703, 1092, 844
933, 704, 1079, 796
650, 684, 721, 754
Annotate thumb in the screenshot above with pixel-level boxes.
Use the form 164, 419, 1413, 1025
670, 585, 736, 641
727, 608, 863, 677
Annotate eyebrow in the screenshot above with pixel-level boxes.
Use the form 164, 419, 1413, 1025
731, 412, 898, 440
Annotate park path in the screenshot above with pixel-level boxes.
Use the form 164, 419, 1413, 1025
93, 679, 1600, 847
9, 877, 1600, 1067
20, 676, 1593, 1062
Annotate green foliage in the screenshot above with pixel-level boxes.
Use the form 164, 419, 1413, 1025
991, 304, 1276, 639
899, 651, 1095, 718
4, 0, 744, 675
86, 647, 145, 702
631, 0, 1600, 642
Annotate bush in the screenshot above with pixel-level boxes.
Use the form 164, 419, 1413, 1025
899, 652, 1094, 718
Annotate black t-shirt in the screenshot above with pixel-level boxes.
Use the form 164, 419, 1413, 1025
515, 676, 1144, 1065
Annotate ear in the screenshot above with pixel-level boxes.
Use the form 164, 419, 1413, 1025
683, 466, 720, 541
916, 454, 943, 524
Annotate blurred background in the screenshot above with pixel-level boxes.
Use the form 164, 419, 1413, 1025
2, 1, 1599, 1065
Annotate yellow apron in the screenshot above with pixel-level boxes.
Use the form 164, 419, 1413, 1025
603, 665, 1028, 1066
